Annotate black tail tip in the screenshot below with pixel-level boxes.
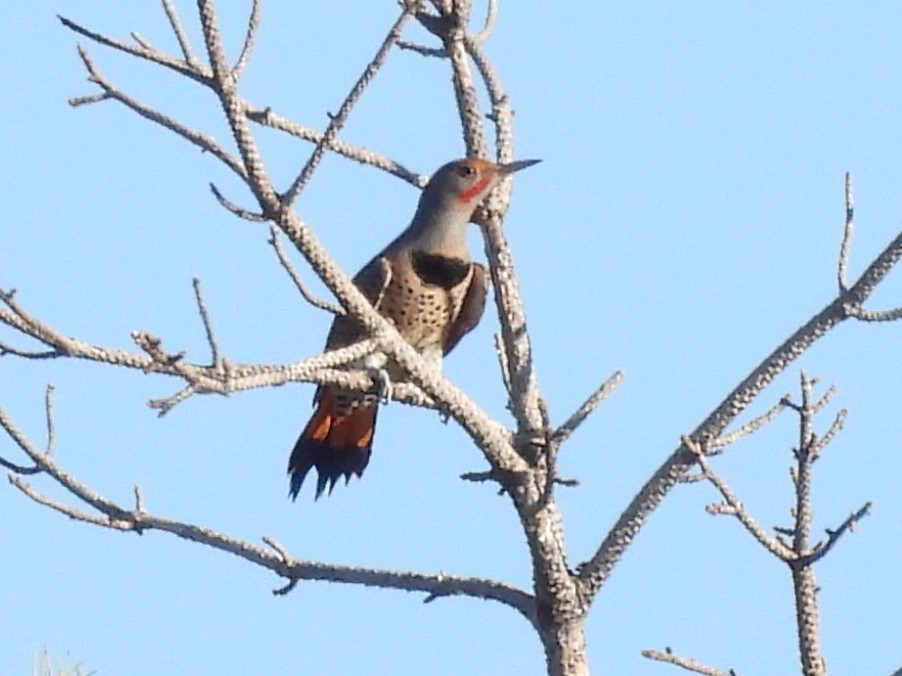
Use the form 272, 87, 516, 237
287, 441, 371, 501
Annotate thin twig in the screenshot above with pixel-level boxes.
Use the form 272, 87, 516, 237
134, 485, 146, 513
262, 536, 291, 562
61, 13, 417, 189
802, 501, 872, 566
810, 382, 834, 414
161, 0, 199, 67
67, 92, 109, 106
0, 340, 62, 359
397, 39, 445, 57
642, 648, 734, 676
280, 8, 413, 207
149, 385, 197, 416
268, 226, 345, 315
845, 304, 902, 321
712, 396, 789, 448
811, 408, 846, 457
131, 32, 153, 50
10, 475, 124, 527
552, 371, 623, 444
59, 14, 210, 82
0, 457, 41, 474
70, 45, 246, 179
44, 385, 57, 456
0, 398, 44, 473
232, 0, 262, 80
460, 470, 496, 483
838, 172, 854, 293
245, 106, 423, 186
471, 0, 498, 43
209, 183, 266, 221
686, 437, 794, 560
192, 278, 222, 366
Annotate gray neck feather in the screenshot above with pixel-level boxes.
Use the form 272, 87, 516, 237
401, 195, 472, 258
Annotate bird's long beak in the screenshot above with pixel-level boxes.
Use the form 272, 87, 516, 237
496, 158, 542, 176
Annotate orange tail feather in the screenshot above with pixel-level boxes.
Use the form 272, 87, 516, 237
287, 390, 378, 500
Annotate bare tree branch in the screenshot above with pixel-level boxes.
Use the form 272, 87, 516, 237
711, 396, 789, 449
280, 8, 413, 208
44, 384, 57, 457
408, 13, 548, 446
268, 226, 344, 315
0, 384, 56, 474
802, 501, 872, 566
552, 372, 623, 445
787, 372, 827, 676
161, 0, 200, 66
686, 436, 794, 560
493, 332, 513, 396
209, 182, 266, 221
6, 6, 898, 675
59, 14, 210, 82
838, 172, 854, 292
140, 2, 533, 487
845, 304, 902, 321
810, 407, 846, 457
246, 105, 425, 185
192, 278, 223, 366
445, 10, 489, 158
471, 0, 498, 44
0, 455, 40, 474
68, 43, 246, 179
61, 11, 423, 187
579, 217, 902, 602
0, 285, 445, 413
3, 407, 537, 626
642, 647, 734, 676
232, 0, 262, 80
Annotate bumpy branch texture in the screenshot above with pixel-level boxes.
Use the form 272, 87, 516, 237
578, 225, 902, 601
3, 4, 902, 676
657, 374, 869, 674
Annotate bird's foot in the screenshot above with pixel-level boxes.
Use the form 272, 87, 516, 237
368, 367, 393, 404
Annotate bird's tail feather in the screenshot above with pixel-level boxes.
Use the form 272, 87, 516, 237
287, 390, 378, 500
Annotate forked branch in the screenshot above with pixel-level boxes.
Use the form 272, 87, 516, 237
578, 175, 902, 602
2, 396, 536, 625
681, 372, 870, 675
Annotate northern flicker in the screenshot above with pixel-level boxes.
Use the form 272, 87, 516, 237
288, 156, 540, 500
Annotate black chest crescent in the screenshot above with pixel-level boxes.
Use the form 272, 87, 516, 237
410, 251, 471, 290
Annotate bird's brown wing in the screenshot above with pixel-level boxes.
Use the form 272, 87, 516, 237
443, 262, 487, 355
324, 255, 392, 350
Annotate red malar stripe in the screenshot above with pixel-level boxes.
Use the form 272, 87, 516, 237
456, 176, 491, 203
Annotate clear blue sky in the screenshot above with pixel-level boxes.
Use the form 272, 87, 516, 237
3, 2, 902, 674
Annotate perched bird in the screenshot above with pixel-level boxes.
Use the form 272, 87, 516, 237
288, 156, 540, 500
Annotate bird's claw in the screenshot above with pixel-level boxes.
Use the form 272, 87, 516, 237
368, 367, 393, 404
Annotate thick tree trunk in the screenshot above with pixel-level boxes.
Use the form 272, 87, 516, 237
541, 617, 590, 676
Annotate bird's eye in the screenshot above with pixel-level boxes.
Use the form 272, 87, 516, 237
457, 165, 477, 178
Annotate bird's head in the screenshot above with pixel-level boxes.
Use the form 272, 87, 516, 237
423, 157, 542, 213
405, 156, 540, 254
